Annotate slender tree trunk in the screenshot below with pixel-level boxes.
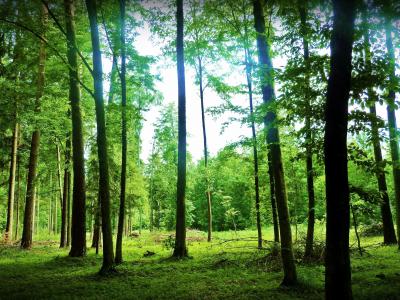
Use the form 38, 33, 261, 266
253, 0, 297, 286
244, 52, 262, 249
298, 0, 316, 258
65, 0, 87, 257
116, 0, 127, 265
268, 152, 279, 243
361, 10, 397, 244
108, 56, 117, 105
56, 144, 63, 208
36, 185, 40, 235
21, 4, 47, 249
324, 1, 356, 298
173, 0, 187, 258
67, 170, 71, 246
197, 57, 212, 242
60, 136, 71, 247
350, 204, 362, 256
5, 121, 19, 242
383, 1, 400, 249
86, 0, 115, 273
14, 152, 21, 240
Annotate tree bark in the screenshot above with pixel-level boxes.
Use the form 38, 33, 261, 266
60, 136, 71, 247
197, 57, 212, 242
85, 0, 115, 273
268, 152, 279, 243
21, 3, 47, 249
65, 0, 87, 257
324, 0, 356, 298
383, 0, 400, 249
244, 50, 262, 249
5, 121, 19, 242
116, 0, 127, 265
173, 0, 188, 258
253, 0, 297, 286
298, 0, 316, 258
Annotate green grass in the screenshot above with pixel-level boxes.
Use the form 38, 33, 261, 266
0, 227, 399, 299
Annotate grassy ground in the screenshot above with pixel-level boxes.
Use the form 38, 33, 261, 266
0, 227, 399, 299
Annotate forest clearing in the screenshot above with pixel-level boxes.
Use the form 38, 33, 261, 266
1, 0, 400, 299
1, 227, 399, 299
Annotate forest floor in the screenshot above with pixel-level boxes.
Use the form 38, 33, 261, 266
0, 227, 399, 299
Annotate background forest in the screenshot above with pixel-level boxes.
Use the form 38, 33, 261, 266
0, 0, 399, 299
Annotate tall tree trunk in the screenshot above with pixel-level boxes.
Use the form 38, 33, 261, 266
116, 0, 127, 265
14, 152, 21, 240
362, 9, 396, 244
173, 0, 187, 258
324, 1, 356, 298
60, 136, 71, 247
65, 0, 87, 257
85, 0, 115, 273
268, 152, 279, 243
253, 0, 297, 286
67, 170, 71, 246
5, 121, 19, 242
21, 3, 47, 249
197, 57, 212, 242
298, 0, 316, 258
383, 0, 400, 249
244, 51, 262, 249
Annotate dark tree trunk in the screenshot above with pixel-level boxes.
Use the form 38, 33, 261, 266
253, 0, 297, 286
5, 121, 18, 242
116, 0, 127, 265
65, 0, 87, 257
268, 152, 279, 243
197, 57, 212, 242
383, 1, 400, 249
14, 152, 21, 240
91, 193, 101, 251
85, 0, 115, 273
60, 136, 71, 248
324, 1, 356, 299
66, 168, 71, 247
173, 0, 187, 258
21, 4, 47, 249
298, 0, 316, 258
362, 9, 397, 244
244, 51, 262, 249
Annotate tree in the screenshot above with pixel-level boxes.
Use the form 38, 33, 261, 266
324, 0, 356, 298
383, 0, 400, 249
64, 0, 87, 257
362, 7, 397, 245
253, 0, 297, 286
60, 134, 70, 248
21, 3, 47, 249
173, 0, 187, 258
116, 0, 127, 264
298, 0, 317, 258
85, 0, 115, 273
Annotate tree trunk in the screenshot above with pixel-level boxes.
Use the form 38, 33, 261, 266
116, 0, 127, 265
67, 170, 71, 246
268, 152, 279, 243
14, 152, 21, 240
324, 1, 356, 298
173, 0, 187, 258
86, 0, 115, 273
21, 3, 47, 249
60, 136, 71, 247
253, 0, 297, 286
5, 121, 19, 242
244, 51, 262, 249
108, 56, 117, 105
65, 0, 87, 257
197, 57, 212, 242
298, 0, 316, 258
383, 1, 400, 249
